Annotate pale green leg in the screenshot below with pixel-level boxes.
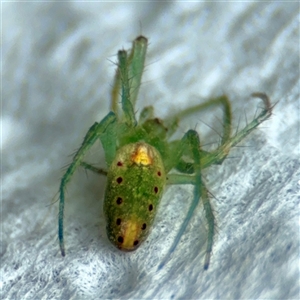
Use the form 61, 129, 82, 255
201, 182, 214, 270
202, 93, 272, 167
161, 95, 232, 173
158, 129, 206, 270
127, 36, 148, 108
80, 162, 107, 176
117, 49, 137, 126
58, 112, 116, 256
163, 93, 271, 270
111, 36, 148, 122
163, 174, 214, 270
166, 95, 232, 145
171, 93, 272, 171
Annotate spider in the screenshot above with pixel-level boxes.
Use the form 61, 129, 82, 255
58, 35, 272, 270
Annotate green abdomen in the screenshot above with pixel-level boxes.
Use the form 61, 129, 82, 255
104, 142, 166, 251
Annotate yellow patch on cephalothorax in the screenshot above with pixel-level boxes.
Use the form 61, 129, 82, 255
131, 144, 153, 166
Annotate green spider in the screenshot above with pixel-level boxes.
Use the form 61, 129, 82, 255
58, 36, 272, 270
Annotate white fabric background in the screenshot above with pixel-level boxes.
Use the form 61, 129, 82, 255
2, 2, 299, 299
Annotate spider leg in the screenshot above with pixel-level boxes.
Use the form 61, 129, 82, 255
166, 95, 231, 173
165, 95, 232, 143
173, 93, 272, 171
111, 36, 147, 123
110, 65, 120, 115
203, 93, 272, 167
80, 162, 108, 176
201, 181, 214, 270
162, 94, 272, 269
126, 36, 147, 109
58, 112, 116, 256
159, 129, 211, 269
166, 175, 215, 270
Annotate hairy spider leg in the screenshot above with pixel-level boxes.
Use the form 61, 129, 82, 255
80, 162, 108, 176
59, 112, 116, 256
158, 129, 205, 269
167, 172, 215, 270
162, 93, 271, 269
203, 93, 272, 168
163, 95, 232, 173
167, 93, 271, 172
117, 49, 136, 126
111, 36, 147, 119
166, 95, 232, 145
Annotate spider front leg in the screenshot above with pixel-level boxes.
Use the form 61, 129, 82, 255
171, 93, 272, 171
165, 95, 232, 173
58, 112, 116, 256
204, 93, 272, 168
166, 95, 232, 146
111, 36, 147, 120
159, 129, 215, 270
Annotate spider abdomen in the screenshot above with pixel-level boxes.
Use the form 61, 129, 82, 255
104, 142, 166, 251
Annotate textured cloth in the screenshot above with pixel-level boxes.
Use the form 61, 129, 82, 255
2, 2, 299, 299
